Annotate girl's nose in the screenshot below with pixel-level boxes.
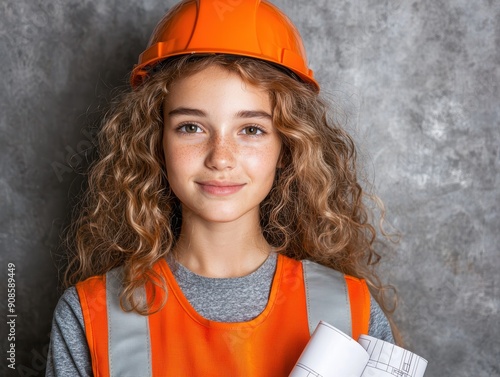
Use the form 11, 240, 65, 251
204, 134, 236, 170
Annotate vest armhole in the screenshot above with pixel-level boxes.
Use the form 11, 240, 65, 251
344, 276, 370, 340
76, 276, 110, 377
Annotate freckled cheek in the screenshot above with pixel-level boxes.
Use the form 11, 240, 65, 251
163, 144, 204, 179
243, 143, 282, 178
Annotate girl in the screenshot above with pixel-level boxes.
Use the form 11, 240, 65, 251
47, 0, 398, 376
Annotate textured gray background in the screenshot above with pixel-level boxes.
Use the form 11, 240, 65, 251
1, 0, 499, 376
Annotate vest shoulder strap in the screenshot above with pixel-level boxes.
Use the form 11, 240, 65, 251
76, 275, 109, 377
105, 268, 151, 377
345, 274, 371, 339
76, 268, 152, 377
301, 259, 370, 340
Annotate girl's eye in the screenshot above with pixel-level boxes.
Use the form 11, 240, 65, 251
241, 126, 264, 136
178, 123, 202, 133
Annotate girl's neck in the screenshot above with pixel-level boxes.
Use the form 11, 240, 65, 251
173, 216, 272, 278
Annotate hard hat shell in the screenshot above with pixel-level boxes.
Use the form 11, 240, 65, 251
131, 0, 319, 90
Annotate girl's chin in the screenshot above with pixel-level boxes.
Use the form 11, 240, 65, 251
182, 207, 260, 225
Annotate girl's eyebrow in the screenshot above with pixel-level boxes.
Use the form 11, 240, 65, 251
236, 110, 272, 120
167, 107, 205, 117
167, 107, 272, 120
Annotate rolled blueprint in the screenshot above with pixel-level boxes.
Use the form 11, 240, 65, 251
289, 321, 369, 377
289, 321, 428, 377
358, 334, 428, 377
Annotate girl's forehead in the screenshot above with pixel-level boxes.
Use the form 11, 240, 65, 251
169, 64, 258, 91
165, 65, 271, 111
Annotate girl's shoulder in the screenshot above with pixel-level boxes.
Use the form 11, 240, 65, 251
47, 286, 93, 376
53, 286, 84, 322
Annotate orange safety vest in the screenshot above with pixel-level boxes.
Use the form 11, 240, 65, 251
76, 254, 370, 377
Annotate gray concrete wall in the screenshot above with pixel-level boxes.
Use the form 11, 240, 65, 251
1, 0, 498, 376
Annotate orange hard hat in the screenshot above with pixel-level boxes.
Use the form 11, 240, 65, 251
130, 0, 319, 90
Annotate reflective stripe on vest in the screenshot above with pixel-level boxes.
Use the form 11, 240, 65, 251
302, 259, 351, 336
106, 269, 151, 377
77, 255, 370, 376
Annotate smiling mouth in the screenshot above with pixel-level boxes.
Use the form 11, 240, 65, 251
196, 181, 246, 196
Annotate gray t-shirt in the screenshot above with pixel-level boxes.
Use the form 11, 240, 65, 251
46, 255, 394, 376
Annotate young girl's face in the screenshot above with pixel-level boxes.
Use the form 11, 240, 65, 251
162, 65, 282, 225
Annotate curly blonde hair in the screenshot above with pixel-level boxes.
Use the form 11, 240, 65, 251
63, 54, 398, 338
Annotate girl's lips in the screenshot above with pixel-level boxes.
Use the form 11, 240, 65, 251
196, 181, 246, 196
